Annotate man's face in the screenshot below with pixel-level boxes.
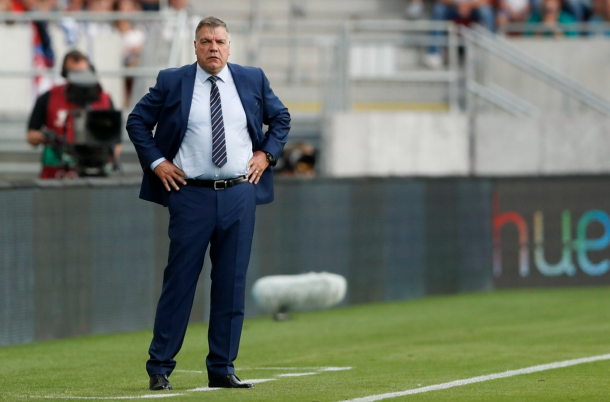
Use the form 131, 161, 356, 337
64, 58, 90, 75
194, 26, 230, 75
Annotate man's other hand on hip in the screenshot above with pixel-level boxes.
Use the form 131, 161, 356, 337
246, 151, 270, 184
154, 161, 187, 191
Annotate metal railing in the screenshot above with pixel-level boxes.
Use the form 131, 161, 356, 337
498, 22, 610, 36
0, 10, 186, 79
461, 24, 610, 117
326, 20, 461, 114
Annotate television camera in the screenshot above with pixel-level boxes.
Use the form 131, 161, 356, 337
43, 70, 122, 177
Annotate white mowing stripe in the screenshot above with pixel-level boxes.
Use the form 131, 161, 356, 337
276, 372, 317, 377
342, 353, 610, 402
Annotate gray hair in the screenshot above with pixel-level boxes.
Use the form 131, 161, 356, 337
195, 16, 230, 40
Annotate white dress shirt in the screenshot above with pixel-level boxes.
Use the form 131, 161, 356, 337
150, 63, 253, 180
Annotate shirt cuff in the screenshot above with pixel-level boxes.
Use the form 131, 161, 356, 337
150, 157, 166, 171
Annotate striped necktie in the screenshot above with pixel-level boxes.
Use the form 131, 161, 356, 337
209, 75, 227, 168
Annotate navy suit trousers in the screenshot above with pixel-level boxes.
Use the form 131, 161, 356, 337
146, 181, 257, 379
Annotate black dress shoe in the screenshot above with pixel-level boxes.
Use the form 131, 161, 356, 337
149, 374, 172, 390
208, 374, 254, 389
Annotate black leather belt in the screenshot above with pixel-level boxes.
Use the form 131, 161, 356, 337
186, 176, 248, 190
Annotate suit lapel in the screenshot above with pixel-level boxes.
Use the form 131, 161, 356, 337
228, 63, 257, 145
180, 63, 197, 140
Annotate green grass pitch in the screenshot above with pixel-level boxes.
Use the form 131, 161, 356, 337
1, 287, 610, 402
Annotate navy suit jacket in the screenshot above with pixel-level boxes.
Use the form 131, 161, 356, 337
126, 62, 290, 206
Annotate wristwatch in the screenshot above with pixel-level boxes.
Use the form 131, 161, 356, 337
264, 152, 276, 167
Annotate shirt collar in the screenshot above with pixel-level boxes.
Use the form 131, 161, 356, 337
197, 63, 229, 85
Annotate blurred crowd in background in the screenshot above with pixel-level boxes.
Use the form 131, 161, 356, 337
3, 0, 609, 76
406, 0, 610, 30
404, 0, 610, 67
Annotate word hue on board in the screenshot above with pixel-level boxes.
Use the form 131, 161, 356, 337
493, 194, 610, 278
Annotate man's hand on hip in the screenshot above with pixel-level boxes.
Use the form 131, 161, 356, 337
246, 151, 270, 184
154, 161, 187, 191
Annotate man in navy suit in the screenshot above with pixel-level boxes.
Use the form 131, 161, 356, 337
126, 16, 290, 391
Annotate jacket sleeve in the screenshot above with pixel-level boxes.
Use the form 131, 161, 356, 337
259, 69, 291, 160
126, 71, 167, 172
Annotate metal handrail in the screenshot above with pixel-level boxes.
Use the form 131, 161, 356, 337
0, 68, 161, 78
462, 25, 610, 116
327, 20, 461, 113
499, 22, 610, 35
468, 82, 540, 117
0, 11, 171, 22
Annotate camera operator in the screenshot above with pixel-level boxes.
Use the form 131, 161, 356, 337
26, 50, 116, 179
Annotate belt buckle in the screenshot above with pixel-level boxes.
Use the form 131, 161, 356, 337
213, 180, 226, 190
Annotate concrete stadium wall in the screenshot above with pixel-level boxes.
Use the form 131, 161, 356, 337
322, 112, 470, 177
0, 25, 32, 113
323, 112, 610, 177
474, 114, 610, 175
0, 177, 493, 346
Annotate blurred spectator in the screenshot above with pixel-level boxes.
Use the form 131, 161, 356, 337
590, 0, 610, 30
66, 0, 85, 10
162, 0, 199, 41
84, 0, 114, 36
425, 0, 495, 69
589, 0, 610, 23
590, 0, 605, 16
277, 143, 316, 177
138, 0, 159, 11
527, 0, 578, 36
0, 0, 11, 12
496, 0, 531, 31
10, 0, 58, 94
406, 0, 425, 18
115, 0, 145, 106
531, 0, 587, 20
169, 0, 187, 10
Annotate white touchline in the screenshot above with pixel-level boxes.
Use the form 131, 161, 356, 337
245, 379, 277, 384
341, 353, 610, 402
185, 388, 220, 393
239, 366, 353, 371
17, 379, 278, 400
176, 367, 353, 372
276, 372, 318, 377
16, 366, 353, 400
319, 367, 353, 372
38, 394, 184, 399
187, 378, 276, 392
